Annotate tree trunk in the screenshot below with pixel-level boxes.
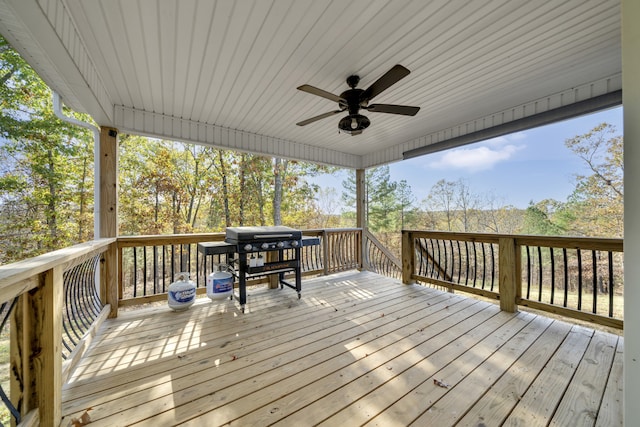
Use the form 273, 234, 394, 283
273, 158, 286, 226
218, 150, 231, 227
78, 155, 88, 241
46, 148, 58, 246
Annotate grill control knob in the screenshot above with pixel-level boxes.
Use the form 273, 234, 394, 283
261, 243, 269, 250
243, 244, 253, 252
277, 241, 284, 248
291, 240, 299, 247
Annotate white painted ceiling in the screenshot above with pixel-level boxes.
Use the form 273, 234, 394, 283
0, 0, 622, 169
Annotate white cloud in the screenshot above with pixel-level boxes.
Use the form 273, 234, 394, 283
429, 143, 523, 172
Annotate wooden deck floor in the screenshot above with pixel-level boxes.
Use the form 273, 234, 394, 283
61, 270, 623, 427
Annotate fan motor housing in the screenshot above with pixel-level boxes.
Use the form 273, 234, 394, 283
339, 88, 367, 115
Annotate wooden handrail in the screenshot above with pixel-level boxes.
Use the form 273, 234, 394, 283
0, 238, 115, 304
402, 230, 624, 329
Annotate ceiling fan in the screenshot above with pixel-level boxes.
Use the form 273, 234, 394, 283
296, 64, 420, 135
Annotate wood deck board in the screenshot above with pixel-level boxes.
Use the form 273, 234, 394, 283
59, 270, 623, 427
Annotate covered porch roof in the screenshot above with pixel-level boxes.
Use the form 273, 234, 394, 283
0, 0, 622, 169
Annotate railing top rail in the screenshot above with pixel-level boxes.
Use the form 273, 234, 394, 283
318, 228, 362, 233
0, 238, 115, 303
404, 230, 622, 251
117, 229, 363, 246
116, 233, 226, 247
513, 235, 623, 251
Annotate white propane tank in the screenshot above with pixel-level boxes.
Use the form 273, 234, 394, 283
167, 272, 196, 311
207, 263, 234, 300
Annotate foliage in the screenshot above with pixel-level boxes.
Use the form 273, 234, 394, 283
342, 165, 418, 232
563, 123, 623, 237
0, 36, 94, 263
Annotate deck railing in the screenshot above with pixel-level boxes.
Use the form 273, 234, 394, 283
402, 230, 624, 329
0, 238, 116, 427
0, 228, 624, 425
116, 228, 362, 306
363, 230, 402, 279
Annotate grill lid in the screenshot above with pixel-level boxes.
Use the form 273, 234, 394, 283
225, 226, 302, 242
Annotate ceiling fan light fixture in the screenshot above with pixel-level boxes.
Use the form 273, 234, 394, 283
339, 114, 370, 135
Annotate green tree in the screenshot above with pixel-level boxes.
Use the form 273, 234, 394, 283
0, 36, 94, 262
520, 199, 566, 235
342, 166, 402, 232
563, 123, 623, 237
396, 179, 416, 229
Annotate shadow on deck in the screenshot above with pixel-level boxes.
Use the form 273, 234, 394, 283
60, 270, 623, 426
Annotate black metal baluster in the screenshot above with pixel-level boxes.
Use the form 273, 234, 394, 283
550, 247, 555, 305
456, 241, 462, 284
481, 243, 486, 290
464, 241, 470, 287
490, 243, 496, 292
537, 246, 543, 302
442, 240, 447, 281
577, 248, 583, 310
153, 245, 158, 294
526, 246, 531, 299
563, 248, 569, 308
133, 247, 138, 298
608, 251, 614, 318
171, 245, 175, 282
592, 250, 598, 314
472, 241, 477, 288
429, 239, 436, 278
445, 240, 456, 282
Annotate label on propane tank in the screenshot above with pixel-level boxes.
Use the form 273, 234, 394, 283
213, 277, 233, 293
169, 288, 196, 303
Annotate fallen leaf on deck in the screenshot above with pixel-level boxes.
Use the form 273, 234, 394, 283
71, 408, 92, 426
433, 379, 450, 388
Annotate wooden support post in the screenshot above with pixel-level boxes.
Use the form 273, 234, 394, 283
12, 268, 64, 426
267, 251, 279, 289
38, 266, 63, 426
356, 169, 366, 271
402, 231, 415, 284
102, 242, 118, 318
498, 237, 518, 312
99, 127, 119, 318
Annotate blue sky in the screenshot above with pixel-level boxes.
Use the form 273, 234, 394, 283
314, 106, 623, 209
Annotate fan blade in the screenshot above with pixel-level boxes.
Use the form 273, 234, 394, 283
297, 84, 345, 103
296, 110, 344, 126
367, 104, 420, 116
362, 64, 411, 101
